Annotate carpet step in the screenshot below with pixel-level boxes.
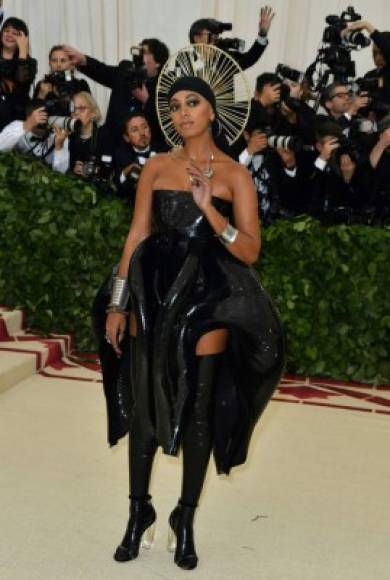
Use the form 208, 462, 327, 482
0, 350, 37, 393
0, 308, 73, 393
0, 308, 24, 338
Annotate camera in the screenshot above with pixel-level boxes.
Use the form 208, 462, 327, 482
43, 70, 78, 97
276, 65, 307, 112
47, 115, 81, 133
352, 77, 390, 116
206, 19, 246, 54
315, 117, 363, 164
266, 134, 303, 152
215, 37, 246, 53
209, 20, 232, 35
126, 163, 142, 185
43, 95, 73, 117
306, 6, 371, 102
323, 7, 370, 48
82, 154, 115, 193
30, 98, 81, 136
118, 46, 147, 90
276, 64, 305, 85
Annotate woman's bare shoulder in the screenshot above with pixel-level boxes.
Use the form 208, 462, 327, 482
217, 153, 252, 181
149, 151, 173, 165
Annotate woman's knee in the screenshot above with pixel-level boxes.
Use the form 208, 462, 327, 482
195, 328, 229, 355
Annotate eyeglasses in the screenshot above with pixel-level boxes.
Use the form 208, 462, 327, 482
73, 106, 90, 112
330, 91, 352, 100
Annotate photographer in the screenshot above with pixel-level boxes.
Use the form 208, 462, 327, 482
276, 66, 317, 142
64, 38, 169, 151
68, 91, 105, 176
0, 104, 46, 151
308, 117, 374, 222
34, 44, 91, 103
114, 112, 167, 205
0, 17, 37, 130
239, 105, 308, 224
347, 20, 390, 108
320, 82, 370, 133
1, 99, 70, 173
189, 5, 274, 71
368, 114, 390, 223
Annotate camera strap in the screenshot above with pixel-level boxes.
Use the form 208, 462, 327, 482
89, 122, 98, 156
25, 134, 55, 160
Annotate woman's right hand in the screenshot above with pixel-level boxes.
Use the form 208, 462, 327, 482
105, 312, 127, 356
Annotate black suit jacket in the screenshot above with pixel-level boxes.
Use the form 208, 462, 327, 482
113, 139, 168, 203
233, 37, 268, 71
77, 56, 165, 152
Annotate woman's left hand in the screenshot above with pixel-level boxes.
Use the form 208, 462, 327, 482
186, 159, 212, 211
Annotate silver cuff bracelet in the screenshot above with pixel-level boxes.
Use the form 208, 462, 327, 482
218, 222, 239, 245
108, 276, 130, 310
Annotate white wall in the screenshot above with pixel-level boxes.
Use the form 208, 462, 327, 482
3, 0, 390, 114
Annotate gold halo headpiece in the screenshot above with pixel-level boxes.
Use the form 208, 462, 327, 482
156, 44, 251, 147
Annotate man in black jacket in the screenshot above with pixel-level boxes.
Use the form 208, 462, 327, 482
64, 38, 169, 152
189, 5, 274, 71
347, 20, 390, 110
114, 112, 168, 205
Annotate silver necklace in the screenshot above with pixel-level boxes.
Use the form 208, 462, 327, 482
203, 154, 214, 179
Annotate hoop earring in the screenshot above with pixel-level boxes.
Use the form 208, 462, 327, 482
214, 119, 223, 137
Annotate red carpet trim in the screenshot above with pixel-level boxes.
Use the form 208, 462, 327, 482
1, 307, 389, 414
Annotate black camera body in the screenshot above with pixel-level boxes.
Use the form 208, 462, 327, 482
276, 64, 307, 112
44, 70, 78, 97
306, 6, 371, 100
276, 64, 305, 85
215, 37, 245, 53
315, 117, 363, 164
43, 93, 73, 117
205, 19, 245, 54
210, 21, 232, 35
323, 7, 370, 48
126, 163, 142, 186
83, 154, 115, 193
118, 46, 147, 90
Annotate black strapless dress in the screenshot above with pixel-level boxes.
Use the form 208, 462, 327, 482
94, 190, 285, 474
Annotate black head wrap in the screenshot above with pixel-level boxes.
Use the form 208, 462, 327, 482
167, 76, 217, 113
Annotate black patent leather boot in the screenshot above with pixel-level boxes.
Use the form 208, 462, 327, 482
114, 495, 156, 562
168, 501, 198, 570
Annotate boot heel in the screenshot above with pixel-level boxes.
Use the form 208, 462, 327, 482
141, 522, 156, 550
167, 527, 176, 552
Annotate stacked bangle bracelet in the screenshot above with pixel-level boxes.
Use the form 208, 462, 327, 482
106, 276, 129, 315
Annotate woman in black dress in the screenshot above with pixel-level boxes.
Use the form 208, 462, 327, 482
100, 76, 285, 570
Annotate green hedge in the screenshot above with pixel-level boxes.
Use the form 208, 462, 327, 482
1, 152, 389, 384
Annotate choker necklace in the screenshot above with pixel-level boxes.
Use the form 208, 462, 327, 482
175, 148, 215, 179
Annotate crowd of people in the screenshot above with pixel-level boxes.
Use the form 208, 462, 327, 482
1, 6, 390, 225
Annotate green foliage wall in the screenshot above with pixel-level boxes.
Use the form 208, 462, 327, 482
1, 152, 389, 383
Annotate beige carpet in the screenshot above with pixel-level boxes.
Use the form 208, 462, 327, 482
1, 370, 390, 580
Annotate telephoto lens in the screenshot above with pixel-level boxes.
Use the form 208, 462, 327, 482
267, 135, 302, 152
48, 116, 82, 133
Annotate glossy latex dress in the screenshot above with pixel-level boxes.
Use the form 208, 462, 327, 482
93, 190, 285, 474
